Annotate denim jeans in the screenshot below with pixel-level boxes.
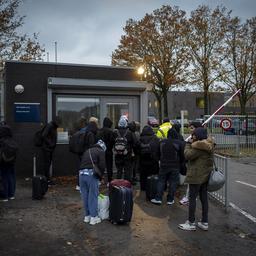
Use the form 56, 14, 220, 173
0, 164, 16, 199
155, 169, 179, 202
79, 169, 99, 217
188, 182, 208, 223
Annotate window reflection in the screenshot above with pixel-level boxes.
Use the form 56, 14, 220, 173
56, 95, 100, 142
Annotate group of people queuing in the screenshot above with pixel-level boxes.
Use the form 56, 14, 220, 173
0, 114, 215, 231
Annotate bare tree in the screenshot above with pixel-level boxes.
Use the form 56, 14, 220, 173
0, 0, 44, 69
186, 5, 231, 115
223, 17, 256, 114
112, 5, 189, 121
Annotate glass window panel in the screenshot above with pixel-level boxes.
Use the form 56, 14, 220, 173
106, 102, 129, 128
56, 95, 100, 143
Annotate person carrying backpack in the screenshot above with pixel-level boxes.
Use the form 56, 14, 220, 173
0, 124, 18, 202
113, 116, 137, 182
151, 128, 185, 205
139, 125, 160, 191
96, 117, 114, 183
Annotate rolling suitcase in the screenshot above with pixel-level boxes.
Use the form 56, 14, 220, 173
110, 179, 131, 189
109, 186, 133, 224
32, 156, 48, 200
146, 175, 159, 200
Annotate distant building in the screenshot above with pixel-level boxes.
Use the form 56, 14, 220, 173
148, 91, 256, 120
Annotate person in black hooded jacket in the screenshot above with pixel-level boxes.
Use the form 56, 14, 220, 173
40, 117, 61, 185
96, 117, 114, 182
0, 125, 17, 201
113, 116, 138, 182
151, 128, 185, 205
139, 125, 160, 190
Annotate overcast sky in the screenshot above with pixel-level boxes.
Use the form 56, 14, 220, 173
18, 0, 256, 66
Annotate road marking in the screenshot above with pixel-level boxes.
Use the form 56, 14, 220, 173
229, 202, 256, 223
236, 180, 256, 189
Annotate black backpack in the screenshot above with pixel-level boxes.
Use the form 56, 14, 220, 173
34, 125, 46, 147
114, 129, 128, 155
0, 137, 18, 163
140, 142, 152, 155
69, 130, 88, 154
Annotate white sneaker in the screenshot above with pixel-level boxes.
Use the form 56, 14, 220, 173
0, 198, 8, 202
83, 215, 91, 223
89, 216, 101, 225
197, 222, 208, 231
179, 196, 189, 205
178, 220, 196, 231
9, 197, 15, 200
151, 198, 162, 205
75, 185, 80, 191
167, 200, 174, 205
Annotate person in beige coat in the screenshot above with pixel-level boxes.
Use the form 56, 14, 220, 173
179, 127, 214, 231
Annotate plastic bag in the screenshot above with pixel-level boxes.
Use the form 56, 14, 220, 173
98, 194, 109, 220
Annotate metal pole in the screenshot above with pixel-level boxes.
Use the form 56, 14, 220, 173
47, 52, 49, 62
55, 41, 57, 63
185, 89, 241, 141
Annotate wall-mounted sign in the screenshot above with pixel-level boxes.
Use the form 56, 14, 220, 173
14, 103, 40, 123
220, 118, 232, 130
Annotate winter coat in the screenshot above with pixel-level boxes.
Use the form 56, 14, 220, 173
139, 125, 160, 165
184, 138, 214, 184
159, 138, 185, 174
80, 144, 106, 177
41, 121, 58, 152
96, 117, 114, 153
83, 121, 98, 152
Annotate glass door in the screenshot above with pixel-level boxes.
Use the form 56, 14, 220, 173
101, 96, 139, 128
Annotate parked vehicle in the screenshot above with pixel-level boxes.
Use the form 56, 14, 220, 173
147, 116, 159, 127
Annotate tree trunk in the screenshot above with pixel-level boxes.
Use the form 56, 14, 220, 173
158, 98, 162, 123
163, 90, 168, 118
204, 89, 209, 115
239, 98, 246, 115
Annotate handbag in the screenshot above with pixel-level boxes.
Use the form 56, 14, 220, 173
89, 149, 102, 179
207, 160, 225, 192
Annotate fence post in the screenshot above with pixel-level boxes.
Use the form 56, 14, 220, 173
235, 134, 240, 156
224, 157, 229, 212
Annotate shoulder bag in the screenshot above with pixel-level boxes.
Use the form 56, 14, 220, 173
207, 160, 225, 192
88, 149, 102, 179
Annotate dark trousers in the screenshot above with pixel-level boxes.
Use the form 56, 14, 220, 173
0, 165, 16, 199
188, 182, 208, 223
115, 156, 133, 182
140, 160, 159, 191
41, 149, 53, 181
106, 151, 113, 182
155, 169, 179, 202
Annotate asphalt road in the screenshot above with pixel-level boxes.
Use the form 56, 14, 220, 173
228, 157, 256, 220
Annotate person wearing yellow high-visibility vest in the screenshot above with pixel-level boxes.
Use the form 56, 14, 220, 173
156, 118, 172, 139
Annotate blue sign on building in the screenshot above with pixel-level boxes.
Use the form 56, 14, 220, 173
14, 103, 41, 122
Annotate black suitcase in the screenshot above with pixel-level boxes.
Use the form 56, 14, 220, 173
32, 175, 48, 200
146, 175, 159, 200
109, 186, 133, 224
32, 156, 48, 200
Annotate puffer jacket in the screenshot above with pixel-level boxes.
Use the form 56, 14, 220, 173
184, 137, 214, 184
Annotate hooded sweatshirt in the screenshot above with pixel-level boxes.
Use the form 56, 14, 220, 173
96, 117, 114, 152
41, 121, 58, 152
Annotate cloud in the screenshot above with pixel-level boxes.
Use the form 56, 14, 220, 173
18, 0, 256, 65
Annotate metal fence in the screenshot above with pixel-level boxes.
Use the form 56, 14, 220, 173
205, 115, 256, 156
209, 154, 229, 212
